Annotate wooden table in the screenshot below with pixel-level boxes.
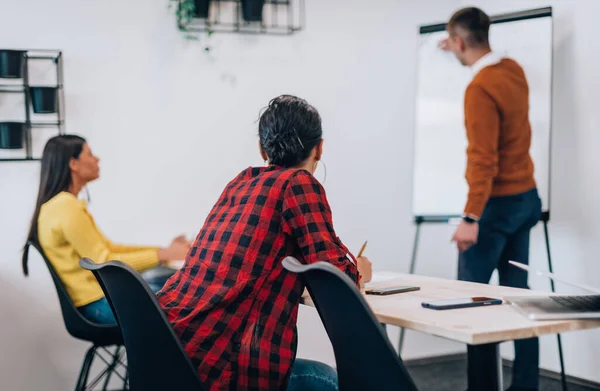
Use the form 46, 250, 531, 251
303, 272, 600, 391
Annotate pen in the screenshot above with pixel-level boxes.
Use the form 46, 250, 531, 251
357, 241, 368, 258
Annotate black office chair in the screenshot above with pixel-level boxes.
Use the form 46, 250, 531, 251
79, 258, 206, 391
283, 257, 419, 391
24, 242, 126, 391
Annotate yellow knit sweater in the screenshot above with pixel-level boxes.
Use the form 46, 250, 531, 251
38, 192, 159, 307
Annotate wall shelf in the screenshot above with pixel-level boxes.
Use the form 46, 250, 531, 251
176, 0, 305, 36
0, 49, 65, 162
31, 121, 64, 127
0, 158, 41, 162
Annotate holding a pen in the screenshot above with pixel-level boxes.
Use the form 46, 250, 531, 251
356, 240, 372, 285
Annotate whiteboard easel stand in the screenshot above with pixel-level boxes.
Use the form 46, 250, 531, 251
397, 211, 568, 391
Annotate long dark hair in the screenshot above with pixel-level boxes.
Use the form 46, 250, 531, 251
258, 95, 323, 167
22, 135, 87, 276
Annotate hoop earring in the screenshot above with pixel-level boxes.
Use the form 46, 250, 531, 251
314, 160, 327, 185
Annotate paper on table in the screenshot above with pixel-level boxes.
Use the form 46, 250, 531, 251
364, 271, 404, 288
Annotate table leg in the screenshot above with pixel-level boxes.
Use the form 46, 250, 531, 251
467, 343, 503, 391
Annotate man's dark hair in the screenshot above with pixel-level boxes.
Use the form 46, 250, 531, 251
448, 7, 491, 48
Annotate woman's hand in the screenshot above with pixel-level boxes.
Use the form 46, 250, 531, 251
357, 256, 372, 284
171, 234, 192, 247
158, 236, 192, 264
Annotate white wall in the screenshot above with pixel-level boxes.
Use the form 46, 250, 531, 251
0, 0, 466, 389
4, 0, 597, 389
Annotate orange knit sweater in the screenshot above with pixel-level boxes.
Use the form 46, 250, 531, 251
463, 58, 536, 218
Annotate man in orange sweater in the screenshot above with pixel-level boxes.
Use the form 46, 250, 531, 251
442, 7, 542, 391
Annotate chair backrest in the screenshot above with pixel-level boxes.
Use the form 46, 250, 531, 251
283, 257, 418, 391
79, 258, 205, 391
25, 241, 122, 346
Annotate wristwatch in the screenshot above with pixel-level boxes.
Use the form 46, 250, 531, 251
462, 215, 479, 224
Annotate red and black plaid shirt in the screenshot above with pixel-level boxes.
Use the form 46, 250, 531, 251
157, 166, 359, 390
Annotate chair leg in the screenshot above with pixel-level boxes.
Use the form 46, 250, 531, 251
75, 345, 97, 391
101, 346, 121, 391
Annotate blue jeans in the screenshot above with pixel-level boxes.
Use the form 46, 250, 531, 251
458, 188, 542, 390
78, 270, 172, 325
287, 359, 338, 391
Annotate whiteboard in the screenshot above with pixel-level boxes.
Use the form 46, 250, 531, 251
411, 10, 553, 219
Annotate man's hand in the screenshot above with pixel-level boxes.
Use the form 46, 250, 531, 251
438, 37, 450, 51
452, 220, 479, 252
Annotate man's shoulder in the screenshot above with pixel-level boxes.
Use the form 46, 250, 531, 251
495, 58, 526, 77
474, 58, 526, 83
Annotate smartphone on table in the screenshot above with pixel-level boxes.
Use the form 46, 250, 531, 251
422, 297, 502, 310
365, 286, 420, 296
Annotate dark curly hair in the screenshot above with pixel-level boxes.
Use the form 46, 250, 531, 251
258, 95, 322, 167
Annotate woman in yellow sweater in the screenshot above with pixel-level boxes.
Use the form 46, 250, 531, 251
22, 135, 190, 324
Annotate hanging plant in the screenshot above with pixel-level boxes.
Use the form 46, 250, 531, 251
169, 0, 195, 30
169, 0, 213, 31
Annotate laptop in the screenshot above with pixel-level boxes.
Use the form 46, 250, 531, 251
504, 261, 600, 320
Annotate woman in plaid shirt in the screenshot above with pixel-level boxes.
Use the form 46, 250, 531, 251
157, 95, 372, 390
